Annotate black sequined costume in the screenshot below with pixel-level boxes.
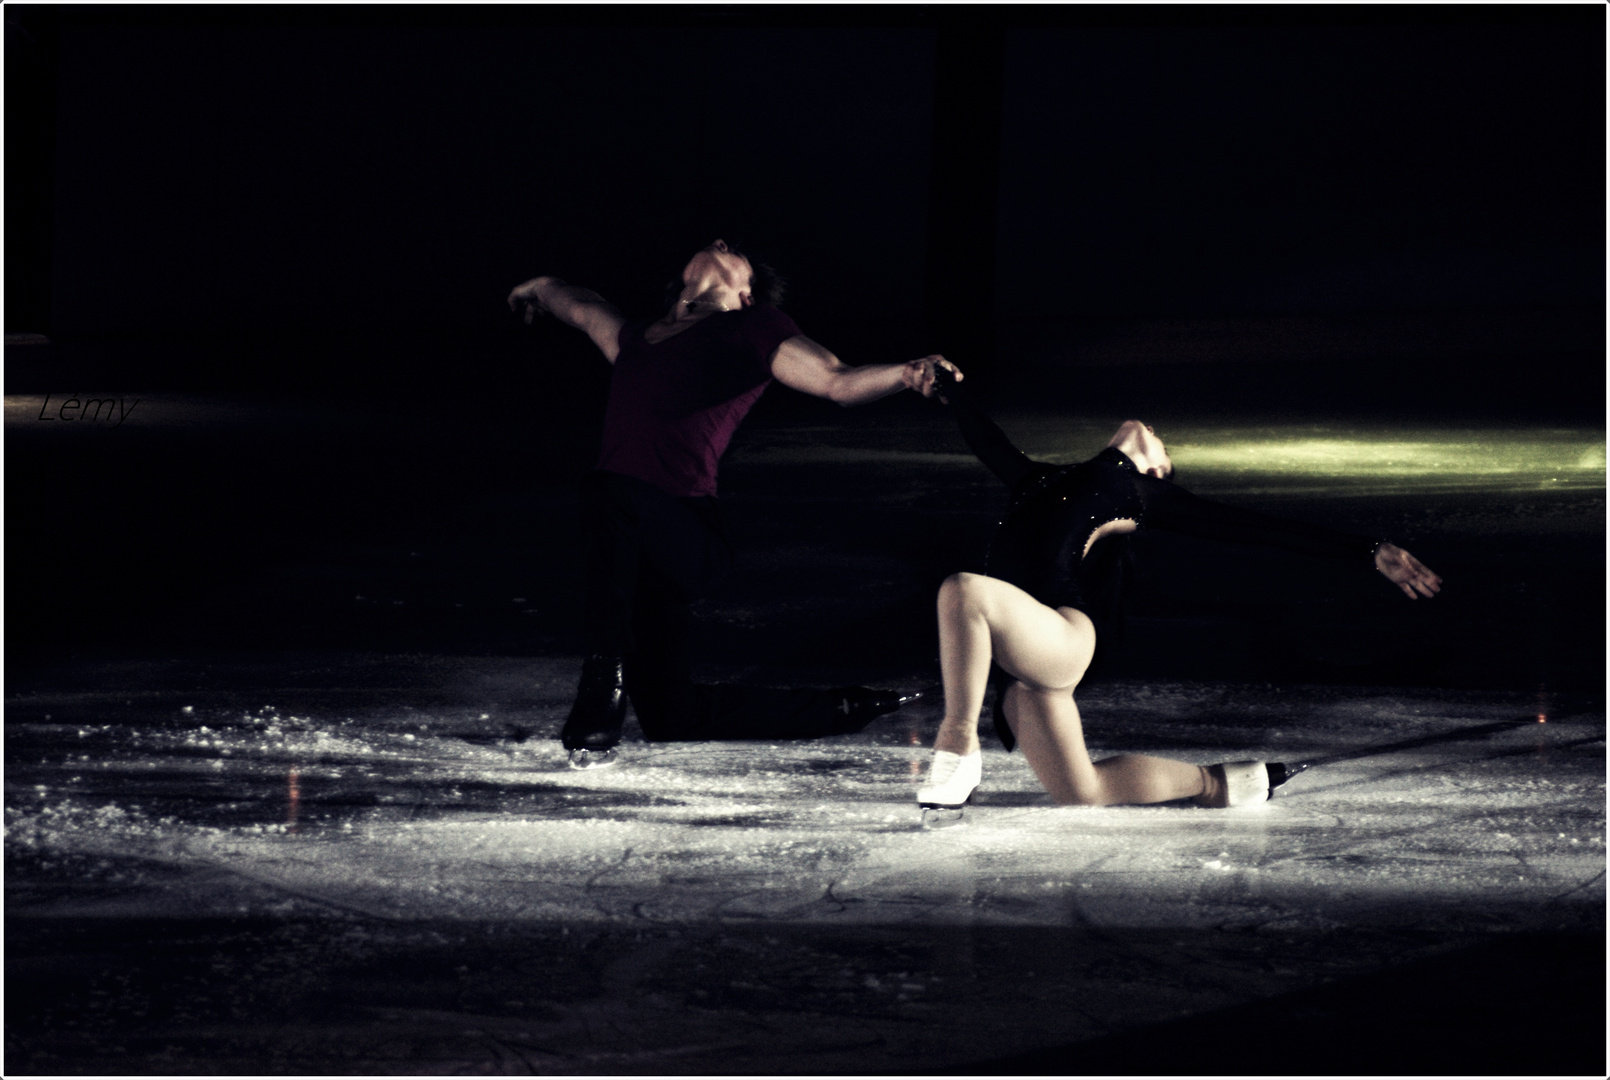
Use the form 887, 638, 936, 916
937, 372, 1378, 749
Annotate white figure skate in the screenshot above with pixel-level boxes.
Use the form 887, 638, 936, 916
917, 749, 982, 827
1195, 760, 1307, 807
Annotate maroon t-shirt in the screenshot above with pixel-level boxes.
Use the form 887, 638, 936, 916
597, 305, 802, 498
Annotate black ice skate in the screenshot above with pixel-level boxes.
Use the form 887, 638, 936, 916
831, 688, 922, 734
561, 655, 627, 770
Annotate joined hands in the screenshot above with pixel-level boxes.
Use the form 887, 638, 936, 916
903, 356, 963, 399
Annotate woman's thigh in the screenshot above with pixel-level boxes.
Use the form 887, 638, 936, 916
965, 575, 1096, 692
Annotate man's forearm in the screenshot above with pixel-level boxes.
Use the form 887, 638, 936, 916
824, 363, 909, 407
533, 277, 611, 330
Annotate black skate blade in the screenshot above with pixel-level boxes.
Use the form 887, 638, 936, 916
1267, 761, 1312, 790
568, 748, 619, 771
920, 804, 968, 829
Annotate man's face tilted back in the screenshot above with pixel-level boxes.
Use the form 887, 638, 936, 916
676, 239, 754, 313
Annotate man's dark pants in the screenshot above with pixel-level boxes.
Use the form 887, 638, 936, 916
579, 469, 854, 740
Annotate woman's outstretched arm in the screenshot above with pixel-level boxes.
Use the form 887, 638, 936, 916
932, 366, 1039, 489
1136, 477, 1442, 598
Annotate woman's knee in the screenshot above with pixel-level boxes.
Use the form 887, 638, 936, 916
938, 571, 990, 616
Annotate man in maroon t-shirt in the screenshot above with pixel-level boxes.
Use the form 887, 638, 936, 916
509, 239, 961, 767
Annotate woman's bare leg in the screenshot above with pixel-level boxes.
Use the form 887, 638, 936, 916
1002, 684, 1210, 806
929, 571, 1210, 806
932, 573, 1095, 755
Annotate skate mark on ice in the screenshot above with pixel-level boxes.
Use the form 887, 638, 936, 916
179, 842, 402, 920
1537, 868, 1606, 906
1298, 715, 1575, 769
582, 846, 637, 920
1290, 727, 1603, 798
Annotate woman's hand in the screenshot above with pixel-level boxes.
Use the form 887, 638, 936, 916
902, 355, 963, 400
1375, 542, 1442, 599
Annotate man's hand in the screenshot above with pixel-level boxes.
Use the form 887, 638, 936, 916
506, 275, 625, 362
1374, 542, 1442, 599
771, 340, 967, 407
901, 355, 963, 400
507, 277, 557, 324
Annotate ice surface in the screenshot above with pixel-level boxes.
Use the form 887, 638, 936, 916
8, 673, 1602, 934
7, 661, 1603, 1074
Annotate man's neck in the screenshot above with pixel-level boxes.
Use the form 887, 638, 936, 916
663, 291, 729, 325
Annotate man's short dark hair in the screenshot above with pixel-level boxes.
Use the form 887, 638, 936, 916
733, 243, 786, 307
662, 241, 787, 309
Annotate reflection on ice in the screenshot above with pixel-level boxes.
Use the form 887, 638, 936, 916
743, 419, 1608, 497
1173, 431, 1606, 485
286, 767, 300, 832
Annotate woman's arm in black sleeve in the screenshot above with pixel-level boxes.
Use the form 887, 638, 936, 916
1135, 474, 1377, 561
933, 368, 1038, 489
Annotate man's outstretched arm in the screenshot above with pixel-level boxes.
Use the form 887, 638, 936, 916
507, 276, 627, 363
769, 335, 962, 406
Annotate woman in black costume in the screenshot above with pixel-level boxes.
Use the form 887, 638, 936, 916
917, 369, 1442, 811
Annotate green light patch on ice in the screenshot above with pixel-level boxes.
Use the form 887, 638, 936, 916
1166, 428, 1605, 496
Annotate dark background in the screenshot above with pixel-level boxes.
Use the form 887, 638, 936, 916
6, 4, 1605, 676
7, 5, 1602, 397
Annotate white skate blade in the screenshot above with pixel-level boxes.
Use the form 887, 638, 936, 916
568, 748, 618, 770
920, 805, 967, 829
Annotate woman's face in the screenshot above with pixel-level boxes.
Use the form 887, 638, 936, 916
1109, 420, 1173, 479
